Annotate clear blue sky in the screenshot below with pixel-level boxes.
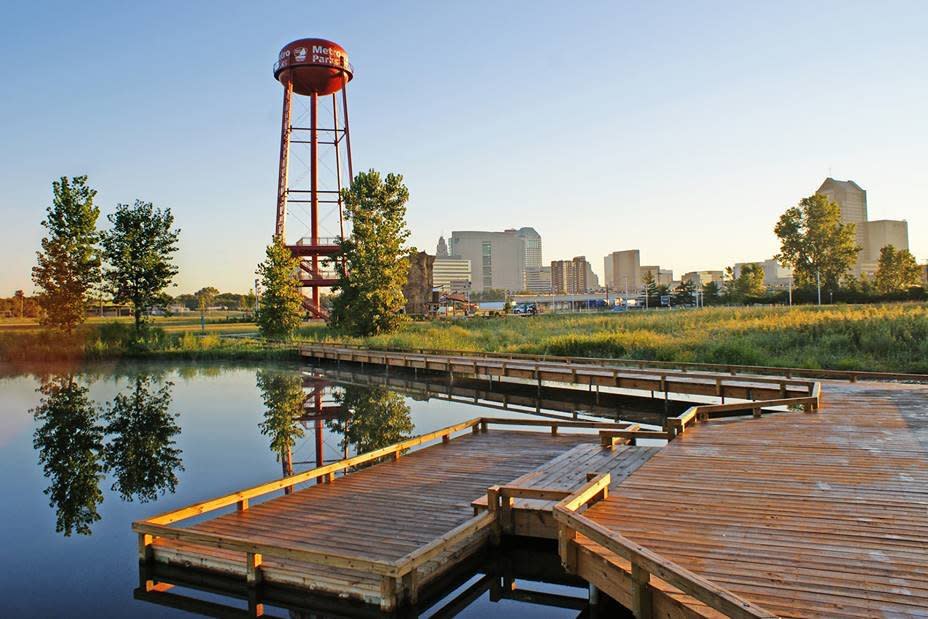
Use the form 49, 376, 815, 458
1, 1, 925, 294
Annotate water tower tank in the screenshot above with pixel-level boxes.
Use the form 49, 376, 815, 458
273, 38, 353, 96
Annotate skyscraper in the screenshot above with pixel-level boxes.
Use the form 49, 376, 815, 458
551, 256, 592, 293
515, 227, 543, 269
816, 178, 909, 276
436, 235, 449, 258
604, 250, 641, 291
449, 230, 526, 292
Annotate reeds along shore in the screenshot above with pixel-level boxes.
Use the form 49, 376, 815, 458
2, 304, 927, 373
303, 304, 928, 374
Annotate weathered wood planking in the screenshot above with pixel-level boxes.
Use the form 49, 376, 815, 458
581, 382, 928, 618
301, 344, 816, 401
473, 443, 660, 539
146, 429, 598, 610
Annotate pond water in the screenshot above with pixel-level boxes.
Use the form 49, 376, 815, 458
0, 360, 669, 617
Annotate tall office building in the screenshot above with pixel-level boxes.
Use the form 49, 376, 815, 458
433, 257, 472, 293
436, 235, 449, 258
816, 178, 909, 276
449, 230, 526, 292
551, 256, 592, 293
515, 227, 543, 269
604, 250, 641, 291
524, 266, 552, 293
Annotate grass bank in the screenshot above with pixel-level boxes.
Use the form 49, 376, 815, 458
299, 304, 928, 374
0, 322, 295, 363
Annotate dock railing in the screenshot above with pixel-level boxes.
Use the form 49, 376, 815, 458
301, 344, 818, 400
134, 415, 645, 608
299, 341, 928, 384
551, 474, 777, 619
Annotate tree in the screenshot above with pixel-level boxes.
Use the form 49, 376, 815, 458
642, 271, 658, 307
774, 194, 860, 291
702, 281, 721, 305
195, 286, 219, 318
330, 170, 411, 336
101, 200, 180, 332
874, 245, 922, 294
674, 278, 696, 306
32, 376, 105, 536
736, 263, 767, 298
256, 238, 304, 339
13, 290, 25, 318
102, 375, 182, 503
32, 176, 101, 332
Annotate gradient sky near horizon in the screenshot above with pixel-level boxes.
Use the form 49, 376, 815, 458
1, 1, 926, 295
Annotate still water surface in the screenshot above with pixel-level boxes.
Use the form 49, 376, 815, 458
0, 361, 658, 617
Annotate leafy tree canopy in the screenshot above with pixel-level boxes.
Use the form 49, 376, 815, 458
330, 170, 411, 336
775, 194, 859, 290
875, 245, 922, 294
256, 238, 304, 339
32, 176, 101, 332
101, 200, 180, 332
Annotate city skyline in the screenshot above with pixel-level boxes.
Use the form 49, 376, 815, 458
2, 2, 926, 295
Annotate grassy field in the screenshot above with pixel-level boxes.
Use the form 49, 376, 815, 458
299, 304, 928, 373
2, 304, 927, 373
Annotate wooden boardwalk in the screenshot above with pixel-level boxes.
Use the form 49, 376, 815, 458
135, 417, 657, 611
572, 382, 928, 618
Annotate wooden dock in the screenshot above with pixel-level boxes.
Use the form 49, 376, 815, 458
134, 417, 653, 611
300, 344, 819, 402
136, 349, 928, 618
555, 381, 928, 618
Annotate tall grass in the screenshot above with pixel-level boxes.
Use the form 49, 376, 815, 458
298, 304, 928, 373
0, 322, 295, 363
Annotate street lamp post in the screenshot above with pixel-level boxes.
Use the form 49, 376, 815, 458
816, 270, 822, 306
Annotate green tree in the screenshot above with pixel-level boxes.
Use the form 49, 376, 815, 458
102, 376, 182, 503
874, 245, 922, 294
256, 369, 305, 476
721, 266, 739, 304
101, 200, 180, 332
32, 376, 105, 536
736, 263, 767, 298
195, 286, 220, 319
642, 271, 658, 307
702, 281, 721, 305
774, 194, 860, 290
256, 238, 304, 339
673, 278, 696, 306
32, 176, 101, 332
330, 170, 411, 336
328, 385, 413, 455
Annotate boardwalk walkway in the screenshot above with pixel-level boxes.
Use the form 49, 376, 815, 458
576, 382, 928, 618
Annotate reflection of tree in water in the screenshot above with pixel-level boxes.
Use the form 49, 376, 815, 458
31, 376, 105, 536
103, 375, 183, 502
256, 370, 305, 474
328, 386, 414, 455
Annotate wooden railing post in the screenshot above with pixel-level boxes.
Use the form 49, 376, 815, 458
138, 533, 153, 562
487, 486, 501, 545
558, 522, 578, 572
631, 563, 653, 618
237, 498, 249, 511
246, 552, 263, 587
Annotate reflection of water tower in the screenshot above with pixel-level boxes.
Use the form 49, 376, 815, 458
272, 38, 354, 318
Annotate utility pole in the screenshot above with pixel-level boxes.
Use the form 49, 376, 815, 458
788, 275, 793, 307
816, 269, 822, 306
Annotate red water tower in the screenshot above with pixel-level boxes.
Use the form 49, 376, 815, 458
272, 38, 354, 318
